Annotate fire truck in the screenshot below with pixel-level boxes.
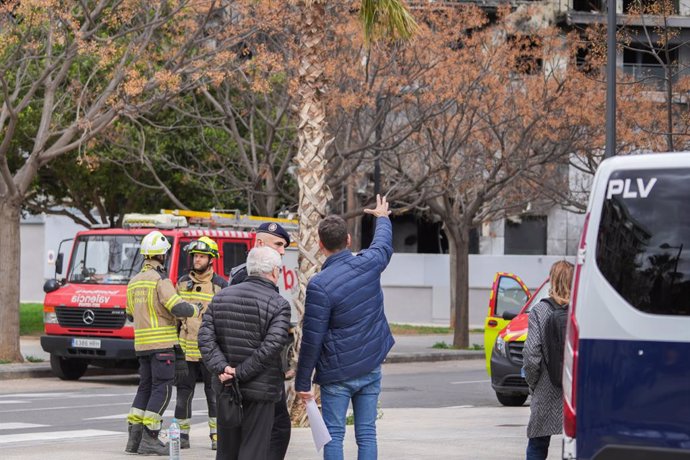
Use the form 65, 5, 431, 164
40, 210, 299, 380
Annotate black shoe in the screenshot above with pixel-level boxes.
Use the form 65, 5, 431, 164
125, 423, 143, 454
180, 433, 190, 449
137, 428, 168, 456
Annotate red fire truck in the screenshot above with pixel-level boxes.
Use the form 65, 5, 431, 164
40, 210, 298, 380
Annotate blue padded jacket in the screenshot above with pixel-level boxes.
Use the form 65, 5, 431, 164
295, 216, 395, 391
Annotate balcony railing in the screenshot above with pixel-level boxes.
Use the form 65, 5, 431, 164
622, 63, 689, 90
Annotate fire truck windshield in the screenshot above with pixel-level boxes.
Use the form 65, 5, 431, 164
68, 235, 145, 285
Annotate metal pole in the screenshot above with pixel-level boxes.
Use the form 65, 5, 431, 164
605, 0, 617, 159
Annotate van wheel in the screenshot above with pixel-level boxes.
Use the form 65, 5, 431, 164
495, 392, 528, 407
50, 355, 88, 380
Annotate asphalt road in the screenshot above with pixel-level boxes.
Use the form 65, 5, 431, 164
0, 360, 537, 457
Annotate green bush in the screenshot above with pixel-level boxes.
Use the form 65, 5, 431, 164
20, 303, 44, 336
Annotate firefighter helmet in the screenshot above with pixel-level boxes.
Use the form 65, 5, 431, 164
140, 231, 171, 256
186, 236, 219, 258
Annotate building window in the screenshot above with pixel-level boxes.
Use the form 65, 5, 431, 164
623, 41, 678, 89
504, 215, 547, 255
573, 0, 604, 12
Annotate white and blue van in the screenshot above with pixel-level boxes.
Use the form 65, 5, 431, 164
562, 152, 690, 459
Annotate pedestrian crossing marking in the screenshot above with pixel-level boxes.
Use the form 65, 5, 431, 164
86, 403, 209, 421
0, 423, 49, 430
0, 401, 28, 404
0, 429, 120, 444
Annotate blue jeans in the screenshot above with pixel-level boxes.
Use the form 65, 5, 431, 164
526, 435, 551, 460
320, 367, 382, 460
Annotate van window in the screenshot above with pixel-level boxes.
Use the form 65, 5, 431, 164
223, 242, 249, 276
496, 276, 530, 317
596, 168, 690, 316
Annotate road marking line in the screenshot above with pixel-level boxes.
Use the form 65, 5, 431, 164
0, 401, 29, 404
0, 393, 77, 398
0, 429, 120, 444
443, 405, 475, 409
449, 380, 490, 385
0, 423, 49, 430
84, 399, 210, 420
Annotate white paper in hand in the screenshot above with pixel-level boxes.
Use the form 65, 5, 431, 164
305, 399, 332, 452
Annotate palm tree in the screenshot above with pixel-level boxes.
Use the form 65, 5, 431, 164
289, 0, 417, 425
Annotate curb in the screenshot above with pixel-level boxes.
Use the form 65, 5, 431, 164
0, 351, 484, 380
386, 350, 484, 363
0, 363, 137, 381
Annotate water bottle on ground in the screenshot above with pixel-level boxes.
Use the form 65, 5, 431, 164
169, 418, 181, 460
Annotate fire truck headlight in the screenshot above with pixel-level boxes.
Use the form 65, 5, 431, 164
43, 311, 58, 324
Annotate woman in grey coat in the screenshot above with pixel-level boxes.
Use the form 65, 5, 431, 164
523, 260, 574, 460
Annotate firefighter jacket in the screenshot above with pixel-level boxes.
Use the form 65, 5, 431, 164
177, 269, 227, 361
126, 259, 199, 353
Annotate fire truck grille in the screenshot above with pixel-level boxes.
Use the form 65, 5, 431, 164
507, 341, 524, 365
55, 307, 126, 329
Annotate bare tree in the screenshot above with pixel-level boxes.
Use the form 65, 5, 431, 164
0, 0, 245, 361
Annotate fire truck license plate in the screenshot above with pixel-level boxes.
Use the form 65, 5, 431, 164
72, 339, 101, 349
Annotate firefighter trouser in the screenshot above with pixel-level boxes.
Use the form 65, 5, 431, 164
127, 350, 175, 433
174, 361, 217, 437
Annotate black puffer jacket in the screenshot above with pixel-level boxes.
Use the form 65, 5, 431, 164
199, 276, 290, 402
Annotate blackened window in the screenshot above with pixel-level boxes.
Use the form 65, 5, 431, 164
505, 215, 547, 255
596, 169, 690, 316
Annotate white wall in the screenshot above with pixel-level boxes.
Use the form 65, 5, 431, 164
381, 254, 575, 328
20, 213, 86, 303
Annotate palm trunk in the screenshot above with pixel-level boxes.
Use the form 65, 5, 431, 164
447, 224, 470, 349
0, 197, 24, 362
289, 0, 333, 426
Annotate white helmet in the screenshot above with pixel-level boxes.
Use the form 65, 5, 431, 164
140, 231, 171, 256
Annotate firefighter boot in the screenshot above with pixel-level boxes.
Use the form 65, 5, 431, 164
180, 433, 190, 449
211, 433, 217, 451
125, 423, 143, 453
137, 427, 168, 456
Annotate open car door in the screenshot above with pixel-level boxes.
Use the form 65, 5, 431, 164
483, 272, 530, 375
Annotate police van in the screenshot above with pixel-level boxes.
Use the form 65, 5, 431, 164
562, 152, 690, 459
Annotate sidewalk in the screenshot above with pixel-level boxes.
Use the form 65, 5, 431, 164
0, 333, 485, 380
0, 406, 560, 459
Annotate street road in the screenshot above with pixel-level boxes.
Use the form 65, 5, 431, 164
0, 360, 548, 459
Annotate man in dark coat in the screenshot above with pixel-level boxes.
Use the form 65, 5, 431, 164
199, 246, 290, 460
229, 221, 293, 460
296, 194, 394, 460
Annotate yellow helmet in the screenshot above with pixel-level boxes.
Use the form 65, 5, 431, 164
186, 236, 219, 258
140, 231, 171, 256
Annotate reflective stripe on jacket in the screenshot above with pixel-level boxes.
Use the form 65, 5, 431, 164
127, 260, 185, 352
177, 271, 227, 361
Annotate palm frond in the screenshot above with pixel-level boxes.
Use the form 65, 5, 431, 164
360, 0, 418, 46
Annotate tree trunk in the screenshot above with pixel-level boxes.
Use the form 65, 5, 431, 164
447, 224, 470, 349
289, 0, 333, 426
0, 198, 24, 362
665, 65, 674, 151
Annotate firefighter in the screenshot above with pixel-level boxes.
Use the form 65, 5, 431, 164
174, 236, 227, 450
125, 230, 201, 456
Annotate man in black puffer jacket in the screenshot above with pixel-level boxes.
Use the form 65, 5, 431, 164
199, 246, 290, 460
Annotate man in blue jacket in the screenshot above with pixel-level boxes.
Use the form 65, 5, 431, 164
296, 194, 394, 460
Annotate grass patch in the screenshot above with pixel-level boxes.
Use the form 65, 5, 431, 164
24, 355, 44, 363
20, 303, 44, 336
432, 341, 484, 351
389, 323, 453, 335
0, 360, 10, 364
